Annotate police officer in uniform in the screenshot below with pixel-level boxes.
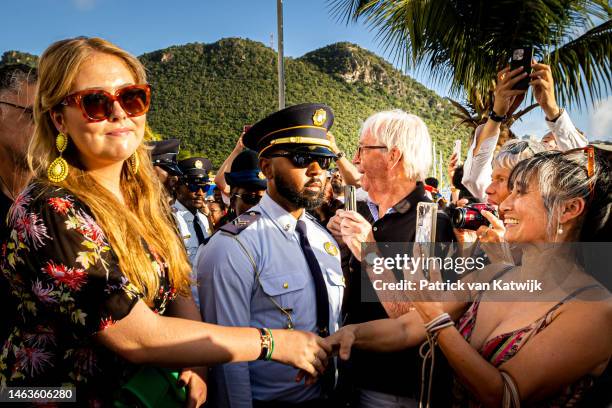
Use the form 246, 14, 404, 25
173, 157, 213, 304
221, 148, 267, 223
196, 103, 344, 407
149, 139, 192, 243
149, 138, 183, 194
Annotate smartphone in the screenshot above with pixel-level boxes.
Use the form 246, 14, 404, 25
510, 47, 533, 90
415, 202, 438, 243
453, 139, 462, 164
415, 202, 438, 280
344, 185, 356, 212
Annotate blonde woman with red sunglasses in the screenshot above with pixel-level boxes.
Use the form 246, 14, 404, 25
0, 37, 329, 406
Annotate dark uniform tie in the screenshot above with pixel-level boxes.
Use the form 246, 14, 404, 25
295, 219, 336, 395
295, 220, 330, 337
192, 213, 206, 246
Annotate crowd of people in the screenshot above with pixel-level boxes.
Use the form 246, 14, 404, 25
0, 36, 610, 408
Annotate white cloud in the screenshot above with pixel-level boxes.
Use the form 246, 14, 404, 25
590, 96, 612, 141
72, 0, 96, 11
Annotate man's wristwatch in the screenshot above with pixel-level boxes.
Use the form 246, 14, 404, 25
334, 151, 345, 161
488, 110, 507, 123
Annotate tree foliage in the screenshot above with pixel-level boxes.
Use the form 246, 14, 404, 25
328, 0, 612, 109
140, 38, 467, 167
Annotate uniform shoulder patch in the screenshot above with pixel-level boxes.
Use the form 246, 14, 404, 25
219, 211, 261, 235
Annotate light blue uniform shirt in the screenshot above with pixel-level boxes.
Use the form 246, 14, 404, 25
195, 193, 344, 406
171, 199, 210, 307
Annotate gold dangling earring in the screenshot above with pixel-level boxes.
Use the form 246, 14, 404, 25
128, 152, 139, 175
47, 132, 69, 183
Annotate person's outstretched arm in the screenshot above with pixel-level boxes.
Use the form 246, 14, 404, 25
462, 66, 527, 201
214, 133, 245, 195
328, 132, 362, 187
530, 62, 588, 151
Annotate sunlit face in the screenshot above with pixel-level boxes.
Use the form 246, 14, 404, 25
352, 129, 388, 193
176, 182, 205, 212
485, 166, 511, 211
499, 178, 549, 243
263, 151, 327, 211
0, 82, 36, 168
208, 201, 225, 226
53, 53, 145, 170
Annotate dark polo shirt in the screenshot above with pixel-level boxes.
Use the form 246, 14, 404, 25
345, 183, 455, 399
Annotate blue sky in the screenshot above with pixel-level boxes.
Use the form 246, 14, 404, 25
2, 0, 610, 141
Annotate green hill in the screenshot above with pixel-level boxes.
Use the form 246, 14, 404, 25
140, 38, 468, 166
2, 39, 468, 169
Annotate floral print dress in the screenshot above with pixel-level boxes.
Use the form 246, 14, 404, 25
0, 182, 177, 405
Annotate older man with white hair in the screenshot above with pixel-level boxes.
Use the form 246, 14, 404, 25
327, 109, 454, 408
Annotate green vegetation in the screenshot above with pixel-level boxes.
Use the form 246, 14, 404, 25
141, 38, 468, 167
0, 51, 38, 67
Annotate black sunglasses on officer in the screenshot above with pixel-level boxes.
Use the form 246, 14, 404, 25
266, 151, 335, 170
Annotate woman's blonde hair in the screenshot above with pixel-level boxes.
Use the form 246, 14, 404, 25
28, 37, 191, 302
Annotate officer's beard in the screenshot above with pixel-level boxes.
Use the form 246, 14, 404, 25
275, 172, 326, 210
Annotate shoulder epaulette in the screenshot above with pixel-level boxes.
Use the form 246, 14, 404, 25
219, 211, 261, 235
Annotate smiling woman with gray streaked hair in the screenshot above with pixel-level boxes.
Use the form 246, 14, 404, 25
359, 109, 432, 182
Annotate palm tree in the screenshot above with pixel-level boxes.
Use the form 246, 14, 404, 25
329, 0, 611, 131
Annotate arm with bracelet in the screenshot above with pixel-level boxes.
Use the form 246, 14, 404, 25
327, 131, 362, 187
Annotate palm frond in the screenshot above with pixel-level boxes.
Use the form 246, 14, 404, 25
549, 19, 612, 109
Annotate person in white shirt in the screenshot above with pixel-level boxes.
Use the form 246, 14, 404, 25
462, 62, 587, 202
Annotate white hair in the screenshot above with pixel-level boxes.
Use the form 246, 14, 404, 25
493, 139, 547, 171
360, 109, 432, 181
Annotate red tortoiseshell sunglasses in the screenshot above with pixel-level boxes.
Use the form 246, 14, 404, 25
61, 84, 151, 122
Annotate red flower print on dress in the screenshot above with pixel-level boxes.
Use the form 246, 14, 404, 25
75, 211, 106, 246
47, 196, 74, 215
42, 261, 87, 291
99, 316, 115, 331
14, 346, 54, 377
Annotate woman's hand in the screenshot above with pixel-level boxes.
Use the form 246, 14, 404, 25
530, 61, 561, 120
323, 324, 357, 361
338, 209, 374, 261
476, 210, 505, 243
233, 133, 245, 153
178, 367, 207, 408
493, 66, 527, 117
272, 329, 331, 382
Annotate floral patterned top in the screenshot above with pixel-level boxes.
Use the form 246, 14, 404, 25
0, 182, 177, 405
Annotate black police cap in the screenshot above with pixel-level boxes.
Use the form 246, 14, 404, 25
178, 157, 213, 182
224, 149, 267, 189
243, 103, 336, 157
148, 139, 182, 176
